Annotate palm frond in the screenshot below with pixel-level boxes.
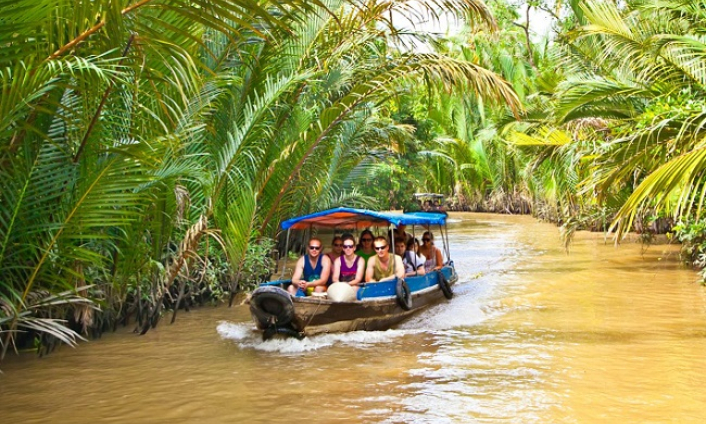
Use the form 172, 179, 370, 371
609, 143, 706, 238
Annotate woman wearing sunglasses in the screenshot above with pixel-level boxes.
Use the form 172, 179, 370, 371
287, 237, 331, 295
365, 236, 405, 283
355, 229, 376, 267
331, 235, 365, 291
326, 236, 344, 263
419, 231, 443, 272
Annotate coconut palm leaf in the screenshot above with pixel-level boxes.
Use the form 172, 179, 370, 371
509, 127, 573, 146
609, 142, 706, 238
0, 286, 97, 357
1, 0, 529, 354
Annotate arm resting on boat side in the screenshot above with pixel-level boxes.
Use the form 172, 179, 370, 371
289, 256, 307, 293
365, 257, 375, 283
392, 255, 405, 281
332, 257, 341, 282
405, 264, 425, 278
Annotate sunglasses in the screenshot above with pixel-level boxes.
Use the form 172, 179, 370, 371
333, 243, 343, 247
308, 245, 321, 250
422, 238, 431, 242
374, 245, 387, 251
361, 238, 372, 242
342, 244, 355, 249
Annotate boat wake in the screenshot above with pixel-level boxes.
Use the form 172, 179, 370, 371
217, 321, 421, 354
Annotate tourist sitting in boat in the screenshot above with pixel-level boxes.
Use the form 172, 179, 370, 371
394, 238, 421, 277
356, 229, 376, 266
419, 231, 443, 271
287, 237, 332, 295
331, 235, 365, 291
398, 237, 426, 277
327, 236, 344, 263
365, 236, 405, 282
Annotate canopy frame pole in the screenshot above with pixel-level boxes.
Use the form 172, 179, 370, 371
432, 224, 446, 265
280, 229, 291, 280
302, 224, 314, 264
437, 223, 444, 262
439, 223, 451, 263
390, 223, 396, 257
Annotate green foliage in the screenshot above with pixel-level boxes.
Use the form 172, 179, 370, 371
672, 219, 706, 281
353, 161, 420, 211
1, 0, 519, 360
239, 237, 278, 292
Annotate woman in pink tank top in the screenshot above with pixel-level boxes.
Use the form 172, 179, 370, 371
332, 235, 364, 291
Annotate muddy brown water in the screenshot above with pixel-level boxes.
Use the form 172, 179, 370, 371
1, 213, 705, 423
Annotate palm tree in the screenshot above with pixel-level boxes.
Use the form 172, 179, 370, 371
539, 0, 706, 237
0, 0, 345, 357
397, 16, 537, 211
0, 0, 523, 359
178, 0, 521, 295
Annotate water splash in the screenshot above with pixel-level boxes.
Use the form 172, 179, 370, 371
216, 321, 421, 354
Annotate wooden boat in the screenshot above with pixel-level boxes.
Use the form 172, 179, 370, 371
412, 192, 446, 212
248, 207, 457, 340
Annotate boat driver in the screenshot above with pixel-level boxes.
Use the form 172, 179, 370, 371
393, 223, 413, 245
288, 237, 332, 296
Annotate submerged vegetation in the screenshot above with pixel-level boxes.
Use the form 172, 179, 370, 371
3, 0, 706, 360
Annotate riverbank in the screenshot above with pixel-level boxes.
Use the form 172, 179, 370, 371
1, 213, 704, 423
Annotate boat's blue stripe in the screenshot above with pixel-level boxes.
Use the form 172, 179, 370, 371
258, 267, 454, 301
357, 267, 453, 300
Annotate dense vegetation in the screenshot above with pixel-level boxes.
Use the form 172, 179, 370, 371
3, 0, 706, 360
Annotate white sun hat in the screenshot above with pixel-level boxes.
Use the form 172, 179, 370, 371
326, 282, 357, 302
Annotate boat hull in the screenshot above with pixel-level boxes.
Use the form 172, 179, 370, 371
290, 285, 449, 336
249, 266, 457, 337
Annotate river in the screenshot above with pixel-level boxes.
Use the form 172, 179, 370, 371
1, 213, 705, 423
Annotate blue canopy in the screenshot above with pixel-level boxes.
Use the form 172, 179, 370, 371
281, 207, 447, 230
